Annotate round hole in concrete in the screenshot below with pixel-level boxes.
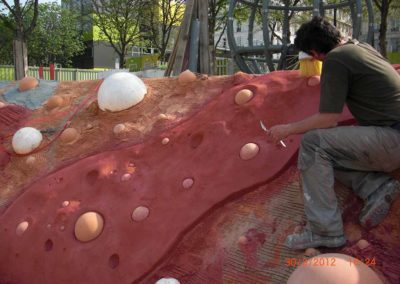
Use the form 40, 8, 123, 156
44, 239, 53, 251
86, 169, 99, 185
190, 132, 204, 149
109, 253, 120, 269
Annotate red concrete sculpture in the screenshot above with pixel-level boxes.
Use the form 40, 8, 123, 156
0, 68, 399, 283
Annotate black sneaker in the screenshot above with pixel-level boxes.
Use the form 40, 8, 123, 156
359, 179, 400, 228
284, 229, 346, 250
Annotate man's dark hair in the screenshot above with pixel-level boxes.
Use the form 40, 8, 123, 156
294, 16, 342, 54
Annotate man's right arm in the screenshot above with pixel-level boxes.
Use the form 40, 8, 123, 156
268, 112, 341, 144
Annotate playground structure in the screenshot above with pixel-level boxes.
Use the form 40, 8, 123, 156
2, 67, 400, 283
227, 0, 375, 73
2, 2, 400, 282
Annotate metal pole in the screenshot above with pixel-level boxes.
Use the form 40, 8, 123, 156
227, 0, 252, 73
188, 19, 200, 72
313, 0, 320, 16
262, 0, 275, 72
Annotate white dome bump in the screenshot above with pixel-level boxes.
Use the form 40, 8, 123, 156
98, 72, 147, 112
12, 127, 43, 154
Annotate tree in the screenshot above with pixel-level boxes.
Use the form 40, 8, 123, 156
143, 0, 185, 63
208, 0, 249, 73
90, 0, 148, 68
373, 0, 400, 57
0, 0, 39, 79
27, 3, 85, 67
208, 0, 228, 74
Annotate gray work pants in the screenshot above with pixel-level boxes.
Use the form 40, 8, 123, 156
298, 126, 400, 236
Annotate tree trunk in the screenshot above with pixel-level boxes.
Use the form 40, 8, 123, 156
208, 2, 216, 74
379, 0, 389, 58
13, 37, 28, 80
119, 53, 125, 69
209, 33, 216, 74
160, 44, 167, 64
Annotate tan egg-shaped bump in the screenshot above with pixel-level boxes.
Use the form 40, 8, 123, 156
238, 236, 248, 245
240, 143, 259, 160
18, 76, 39, 92
233, 71, 252, 85
113, 124, 126, 135
132, 206, 150, 222
74, 211, 104, 242
178, 69, 196, 85
46, 95, 64, 110
157, 113, 168, 120
182, 178, 194, 189
156, 278, 181, 284
16, 221, 29, 236
357, 239, 370, 250
287, 253, 383, 284
235, 89, 254, 105
26, 156, 36, 166
62, 201, 70, 207
60, 128, 79, 144
162, 138, 169, 145
304, 248, 320, 257
307, 76, 320, 87
121, 173, 131, 181
344, 223, 362, 242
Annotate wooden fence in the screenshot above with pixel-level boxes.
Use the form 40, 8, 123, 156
0, 58, 236, 81
0, 66, 106, 81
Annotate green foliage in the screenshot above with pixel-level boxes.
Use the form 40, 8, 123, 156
388, 52, 400, 63
27, 3, 85, 67
90, 0, 149, 68
140, 0, 185, 62
126, 54, 159, 72
0, 20, 13, 64
372, 0, 400, 19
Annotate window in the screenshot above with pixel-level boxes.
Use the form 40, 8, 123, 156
236, 22, 242, 33
390, 38, 400, 52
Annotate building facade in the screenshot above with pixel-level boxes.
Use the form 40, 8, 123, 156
63, 0, 170, 69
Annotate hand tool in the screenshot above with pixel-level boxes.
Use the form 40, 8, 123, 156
259, 120, 287, 147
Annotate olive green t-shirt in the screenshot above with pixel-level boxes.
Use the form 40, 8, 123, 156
320, 39, 400, 126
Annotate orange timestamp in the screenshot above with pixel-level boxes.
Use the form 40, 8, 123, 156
348, 257, 377, 267
285, 257, 337, 267
285, 256, 377, 267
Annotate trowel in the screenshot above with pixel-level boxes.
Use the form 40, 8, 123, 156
259, 120, 287, 147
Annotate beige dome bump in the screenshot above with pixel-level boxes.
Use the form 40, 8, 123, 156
16, 221, 29, 236
74, 211, 104, 242
132, 206, 150, 222
235, 89, 254, 105
287, 253, 382, 284
60, 127, 79, 144
178, 70, 196, 85
18, 76, 39, 92
46, 95, 64, 110
240, 143, 259, 160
